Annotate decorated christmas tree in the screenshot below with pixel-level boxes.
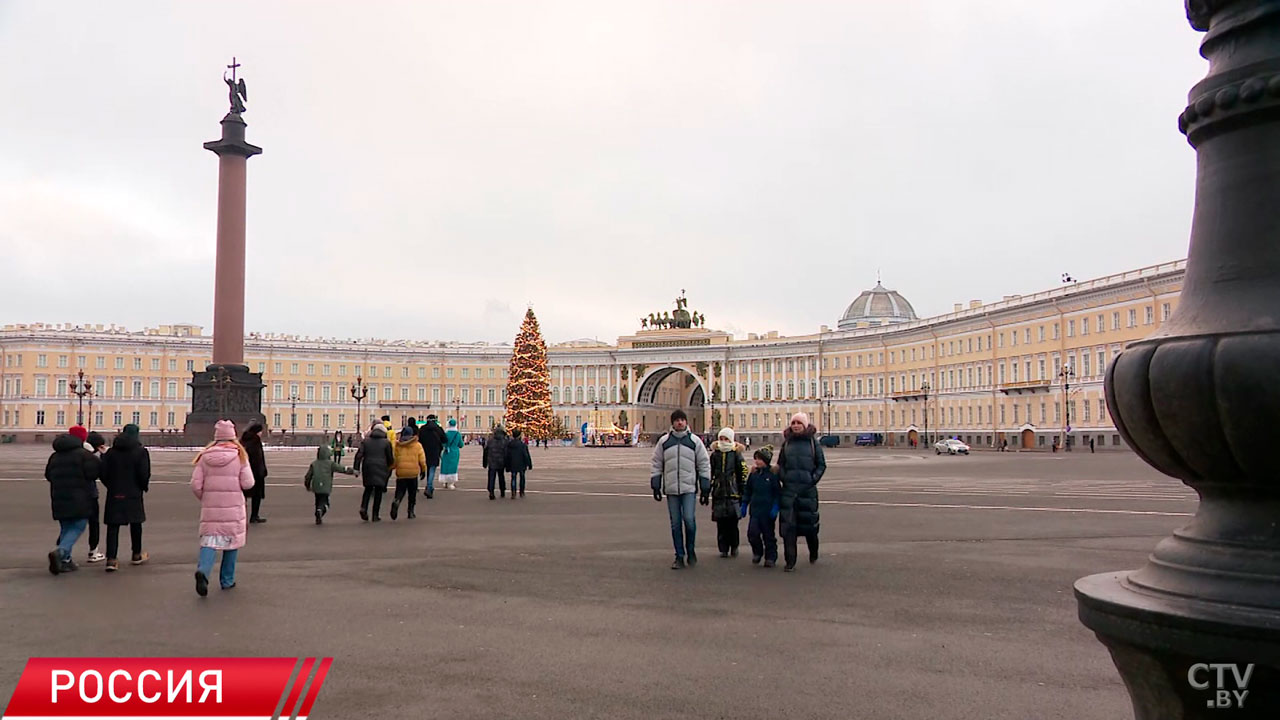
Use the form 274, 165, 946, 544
505, 308, 556, 439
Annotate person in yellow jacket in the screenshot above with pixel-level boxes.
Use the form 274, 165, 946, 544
390, 426, 426, 520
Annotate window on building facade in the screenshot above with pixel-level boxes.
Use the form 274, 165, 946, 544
433, 388, 441, 403
1099, 398, 1107, 422
149, 381, 159, 398
131, 412, 140, 426
167, 411, 175, 426
1128, 309, 1137, 327
1162, 302, 1171, 321
401, 386, 409, 401
306, 414, 314, 428
1039, 403, 1046, 424
1068, 320, 1075, 337
132, 381, 142, 397
36, 410, 46, 425
150, 358, 159, 370
1081, 317, 1089, 335
1037, 327, 1045, 343
1145, 306, 1154, 325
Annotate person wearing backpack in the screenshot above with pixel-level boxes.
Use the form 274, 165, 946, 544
776, 412, 826, 572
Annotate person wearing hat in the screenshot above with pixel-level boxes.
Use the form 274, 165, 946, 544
650, 409, 711, 570
390, 425, 426, 519
776, 412, 826, 572
482, 424, 511, 499
191, 420, 255, 596
354, 421, 396, 521
708, 427, 748, 558
740, 446, 782, 567
417, 413, 448, 498
99, 423, 151, 571
84, 429, 108, 564
438, 418, 464, 490
240, 422, 268, 524
45, 425, 100, 574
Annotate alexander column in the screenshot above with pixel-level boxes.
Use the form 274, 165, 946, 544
185, 58, 265, 442
1075, 2, 1280, 717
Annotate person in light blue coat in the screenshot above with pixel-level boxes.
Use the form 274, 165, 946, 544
439, 419, 464, 490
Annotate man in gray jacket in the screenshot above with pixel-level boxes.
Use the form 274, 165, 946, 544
651, 409, 711, 569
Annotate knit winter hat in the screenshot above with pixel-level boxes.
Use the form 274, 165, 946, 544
753, 446, 773, 465
68, 425, 88, 443
790, 412, 811, 427
214, 419, 237, 441
448, 418, 457, 427
122, 423, 140, 439
718, 427, 735, 443
86, 431, 106, 448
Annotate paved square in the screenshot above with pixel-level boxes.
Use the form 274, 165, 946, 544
0, 445, 1192, 719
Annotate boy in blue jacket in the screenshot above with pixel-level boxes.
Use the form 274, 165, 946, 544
740, 447, 782, 567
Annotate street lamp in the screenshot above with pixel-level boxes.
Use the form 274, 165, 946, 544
821, 391, 833, 435
1058, 363, 1074, 451
288, 392, 300, 434
349, 376, 368, 435
70, 369, 93, 426
921, 380, 931, 451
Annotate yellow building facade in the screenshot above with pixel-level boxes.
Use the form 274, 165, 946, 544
0, 260, 1184, 449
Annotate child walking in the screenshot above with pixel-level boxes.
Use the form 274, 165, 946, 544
305, 445, 354, 524
190, 420, 255, 597
740, 447, 782, 568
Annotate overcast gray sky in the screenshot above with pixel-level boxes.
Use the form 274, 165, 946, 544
0, 1, 1204, 344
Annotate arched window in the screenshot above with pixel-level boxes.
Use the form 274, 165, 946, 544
576, 386, 584, 403
787, 381, 795, 399
729, 384, 737, 401
552, 387, 560, 403
764, 384, 772, 400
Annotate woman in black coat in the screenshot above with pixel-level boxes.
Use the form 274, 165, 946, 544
240, 423, 268, 523
354, 423, 395, 521
99, 423, 151, 569
45, 432, 100, 574
776, 412, 826, 572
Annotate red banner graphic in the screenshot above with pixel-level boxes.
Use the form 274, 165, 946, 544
2, 657, 332, 719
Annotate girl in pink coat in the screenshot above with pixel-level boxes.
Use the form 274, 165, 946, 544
191, 420, 255, 597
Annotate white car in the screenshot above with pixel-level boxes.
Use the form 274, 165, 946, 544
935, 439, 970, 455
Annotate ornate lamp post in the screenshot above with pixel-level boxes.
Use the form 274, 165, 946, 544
1058, 363, 1074, 451
288, 392, 299, 434
349, 376, 368, 435
921, 380, 931, 450
1076, 3, 1280, 715
70, 369, 93, 426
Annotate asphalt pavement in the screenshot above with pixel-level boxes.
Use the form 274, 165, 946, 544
0, 444, 1194, 719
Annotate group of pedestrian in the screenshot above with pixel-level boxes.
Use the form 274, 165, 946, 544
46, 423, 153, 576
347, 414, 464, 521
650, 410, 824, 572
480, 424, 534, 499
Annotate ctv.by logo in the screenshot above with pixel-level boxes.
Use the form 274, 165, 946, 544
1189, 663, 1254, 710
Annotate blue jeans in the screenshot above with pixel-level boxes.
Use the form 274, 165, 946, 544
666, 493, 697, 559
197, 547, 239, 589
56, 519, 88, 561
425, 465, 438, 494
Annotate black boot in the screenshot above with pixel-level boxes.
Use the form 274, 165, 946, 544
390, 499, 399, 520
359, 508, 368, 522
